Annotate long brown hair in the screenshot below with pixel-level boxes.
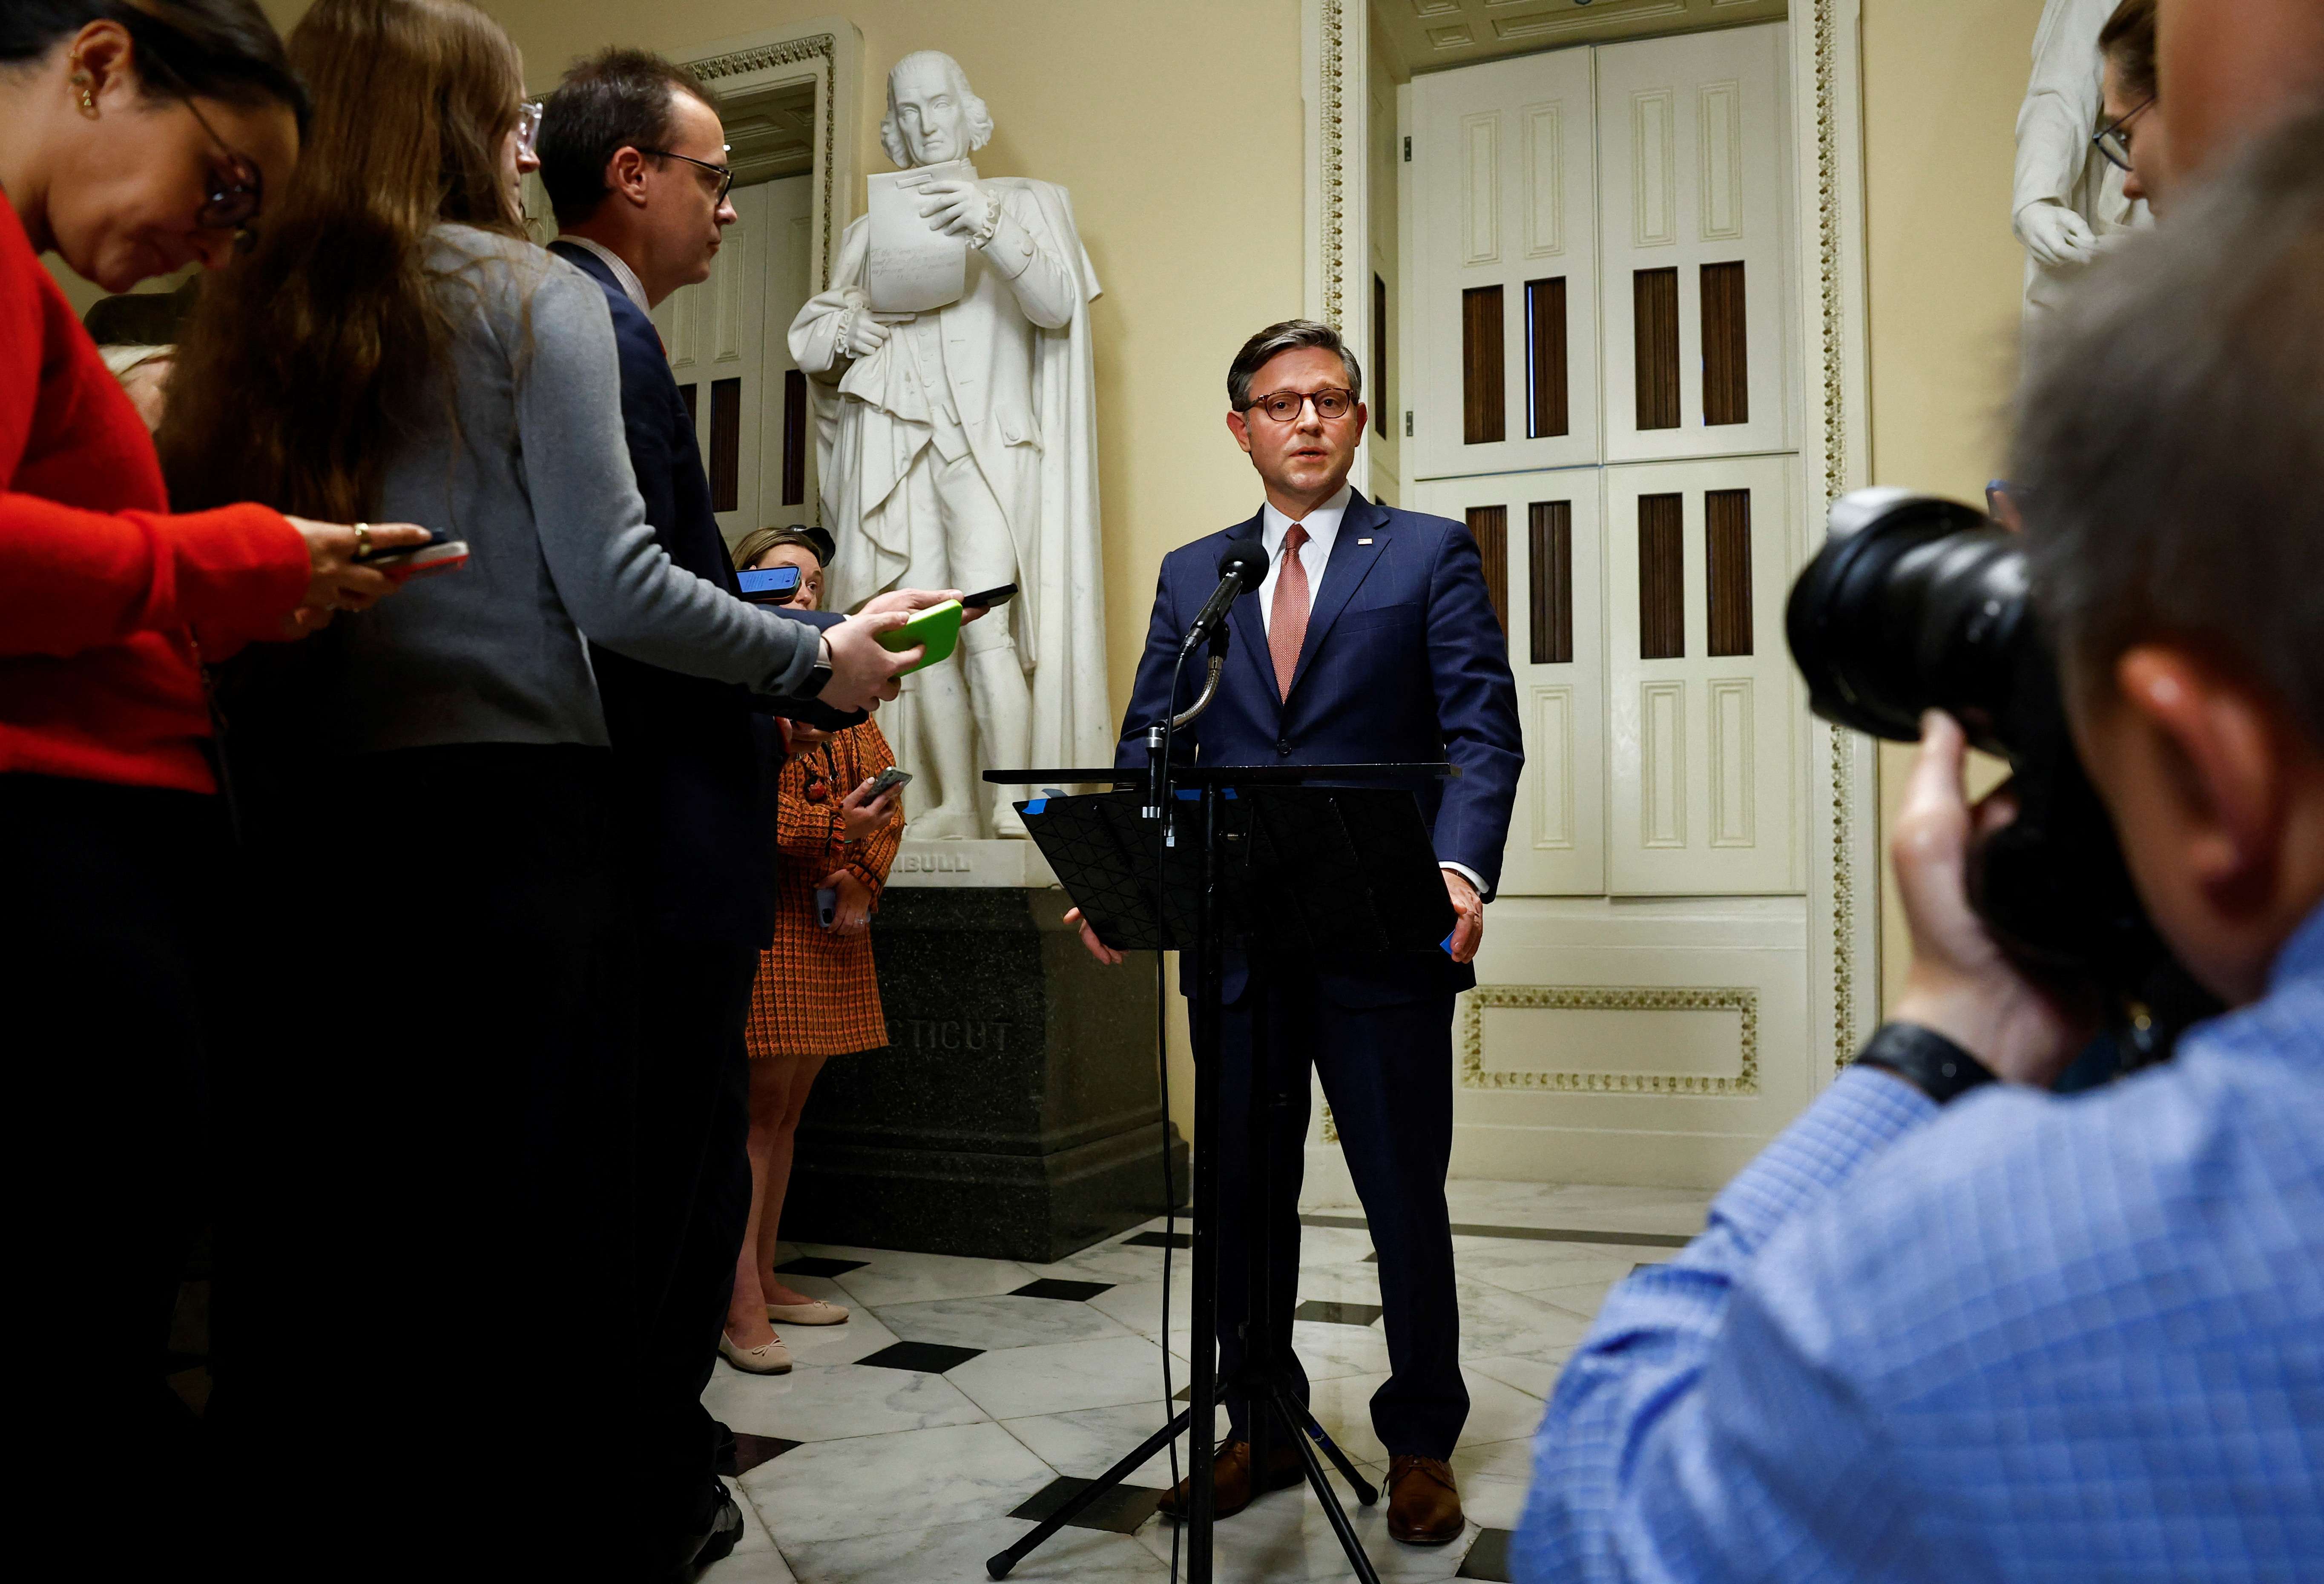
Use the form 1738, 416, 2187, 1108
160, 0, 524, 520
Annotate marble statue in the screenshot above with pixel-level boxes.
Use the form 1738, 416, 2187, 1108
2014, 0, 2146, 319
791, 51, 1108, 840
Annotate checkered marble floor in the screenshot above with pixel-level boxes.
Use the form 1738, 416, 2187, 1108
702, 1182, 1709, 1584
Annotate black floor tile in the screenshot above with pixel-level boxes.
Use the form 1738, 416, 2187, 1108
727, 1432, 799, 1475
1012, 1278, 1115, 1302
1458, 1527, 1515, 1581
1293, 1299, 1384, 1327
1123, 1231, 1191, 1249
775, 1256, 868, 1279
857, 1340, 984, 1374
1007, 1475, 1167, 1535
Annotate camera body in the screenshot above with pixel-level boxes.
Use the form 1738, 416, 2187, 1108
1786, 489, 2216, 1056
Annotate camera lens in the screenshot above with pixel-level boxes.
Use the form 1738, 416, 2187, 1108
1784, 489, 2042, 756
1785, 490, 2219, 1050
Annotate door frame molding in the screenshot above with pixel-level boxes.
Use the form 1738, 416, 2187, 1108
669, 17, 863, 534
672, 16, 864, 295
1300, 0, 1879, 1084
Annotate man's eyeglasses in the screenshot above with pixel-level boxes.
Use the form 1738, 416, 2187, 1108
641, 145, 735, 204
517, 100, 544, 160
181, 95, 262, 248
1247, 387, 1356, 424
2093, 95, 2155, 173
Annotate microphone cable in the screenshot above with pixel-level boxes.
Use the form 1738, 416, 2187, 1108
1155, 946, 1183, 1584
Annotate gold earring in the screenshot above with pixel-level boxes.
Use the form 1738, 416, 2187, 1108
71, 69, 96, 116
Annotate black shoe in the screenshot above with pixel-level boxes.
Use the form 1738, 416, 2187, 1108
682, 1484, 745, 1579
712, 1421, 738, 1479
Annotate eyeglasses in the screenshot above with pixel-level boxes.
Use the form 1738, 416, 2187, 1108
640, 145, 735, 204
180, 95, 262, 249
2093, 95, 2155, 173
517, 100, 544, 160
1247, 387, 1356, 424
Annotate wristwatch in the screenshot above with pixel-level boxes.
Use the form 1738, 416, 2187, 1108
802, 635, 834, 699
1854, 1022, 1997, 1105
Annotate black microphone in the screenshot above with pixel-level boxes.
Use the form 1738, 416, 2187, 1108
1179, 537, 1269, 657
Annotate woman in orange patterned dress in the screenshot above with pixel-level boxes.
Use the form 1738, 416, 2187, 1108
721, 528, 904, 1374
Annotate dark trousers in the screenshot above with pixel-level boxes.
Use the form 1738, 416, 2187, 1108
628, 932, 758, 1544
2, 774, 234, 1572
1213, 966, 1468, 1461
213, 745, 637, 1575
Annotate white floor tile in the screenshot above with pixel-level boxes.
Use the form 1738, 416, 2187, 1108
1528, 1276, 1618, 1320
1300, 1366, 1554, 1468
1465, 1348, 1573, 1401
784, 1516, 1169, 1583
1288, 1317, 1394, 1382
709, 1477, 799, 1584
947, 1333, 1178, 1420
1134, 1484, 1476, 1581
999, 1398, 1230, 1489
703, 1359, 989, 1443
830, 1251, 1038, 1309
1020, 1240, 1169, 1285
1083, 1277, 1193, 1342
875, 1292, 1132, 1352
742, 1420, 1052, 1547
1449, 1434, 1539, 1485
1454, 1282, 1598, 1357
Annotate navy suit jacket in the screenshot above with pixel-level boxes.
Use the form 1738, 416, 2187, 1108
553, 241, 840, 948
1116, 490, 1523, 1005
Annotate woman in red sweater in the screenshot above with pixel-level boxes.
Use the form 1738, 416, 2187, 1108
0, 4, 429, 1565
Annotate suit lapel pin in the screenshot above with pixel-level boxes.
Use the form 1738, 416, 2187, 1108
1357, 537, 1373, 545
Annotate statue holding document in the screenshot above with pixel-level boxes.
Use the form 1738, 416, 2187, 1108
791, 51, 1108, 840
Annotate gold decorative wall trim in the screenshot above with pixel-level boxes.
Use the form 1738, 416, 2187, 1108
689, 34, 838, 291
1810, 0, 1861, 1067
1459, 984, 1762, 1096
1318, 0, 1347, 330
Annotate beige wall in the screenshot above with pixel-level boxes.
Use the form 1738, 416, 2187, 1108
1861, 0, 2042, 1012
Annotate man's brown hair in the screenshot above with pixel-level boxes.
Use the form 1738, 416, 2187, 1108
537, 48, 717, 228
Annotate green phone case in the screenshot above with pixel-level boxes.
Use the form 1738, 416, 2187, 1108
876, 598, 963, 675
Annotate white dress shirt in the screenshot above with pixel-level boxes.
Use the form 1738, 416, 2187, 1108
1250, 483, 1486, 902
1256, 484, 1351, 635
558, 235, 652, 316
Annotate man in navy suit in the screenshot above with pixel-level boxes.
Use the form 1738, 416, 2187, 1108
539, 52, 951, 1579
1074, 320, 1523, 1544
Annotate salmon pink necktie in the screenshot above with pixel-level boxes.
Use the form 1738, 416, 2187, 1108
1270, 522, 1311, 700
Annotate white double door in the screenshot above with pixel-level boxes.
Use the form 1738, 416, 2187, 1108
1364, 21, 1816, 1192
652, 173, 818, 549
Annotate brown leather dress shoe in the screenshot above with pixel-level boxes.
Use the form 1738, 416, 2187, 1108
1386, 1455, 1465, 1545
1156, 1438, 1306, 1521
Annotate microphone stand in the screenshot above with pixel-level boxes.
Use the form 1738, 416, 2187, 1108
986, 612, 1386, 1584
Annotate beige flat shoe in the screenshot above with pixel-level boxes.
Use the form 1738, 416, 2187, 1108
766, 1299, 850, 1326
718, 1330, 793, 1375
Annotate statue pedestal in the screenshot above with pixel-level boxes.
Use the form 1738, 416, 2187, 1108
786, 878, 1185, 1263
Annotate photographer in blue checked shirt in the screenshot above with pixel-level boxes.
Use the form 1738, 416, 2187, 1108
1514, 13, 2324, 1580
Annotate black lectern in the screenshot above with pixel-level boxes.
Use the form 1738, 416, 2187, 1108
981, 761, 1457, 1584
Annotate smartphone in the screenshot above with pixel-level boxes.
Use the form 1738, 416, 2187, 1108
864, 766, 913, 799
738, 565, 804, 603
876, 599, 963, 674
356, 531, 469, 574
816, 886, 839, 929
961, 583, 1018, 610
